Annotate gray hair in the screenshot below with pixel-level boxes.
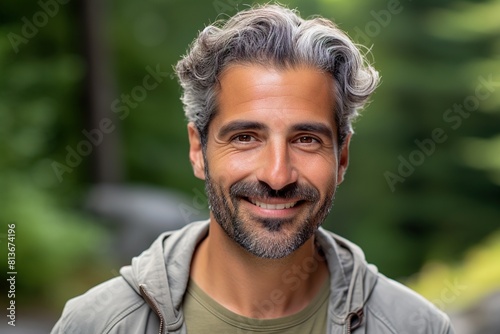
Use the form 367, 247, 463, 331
175, 4, 379, 148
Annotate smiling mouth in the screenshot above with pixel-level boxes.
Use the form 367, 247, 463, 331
248, 198, 299, 210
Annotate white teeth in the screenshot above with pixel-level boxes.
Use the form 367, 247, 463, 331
251, 199, 297, 210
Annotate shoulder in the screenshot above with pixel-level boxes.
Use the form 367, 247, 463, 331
51, 276, 153, 334
365, 273, 454, 334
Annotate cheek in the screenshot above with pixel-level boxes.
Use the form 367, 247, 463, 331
297, 156, 338, 187
208, 150, 255, 183
229, 153, 261, 171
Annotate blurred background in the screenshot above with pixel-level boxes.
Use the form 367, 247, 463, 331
1, 0, 499, 333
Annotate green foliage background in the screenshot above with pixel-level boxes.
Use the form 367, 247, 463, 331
1, 0, 499, 317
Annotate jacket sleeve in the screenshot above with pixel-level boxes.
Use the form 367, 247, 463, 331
365, 274, 456, 334
50, 316, 64, 334
50, 296, 104, 334
50, 305, 97, 334
443, 321, 456, 334
50, 276, 147, 334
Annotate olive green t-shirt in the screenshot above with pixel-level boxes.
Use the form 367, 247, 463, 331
183, 278, 329, 333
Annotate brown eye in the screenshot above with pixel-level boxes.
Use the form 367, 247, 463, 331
234, 134, 254, 142
297, 136, 318, 144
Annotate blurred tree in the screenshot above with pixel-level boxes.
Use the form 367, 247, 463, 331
0, 0, 112, 311
81, 0, 123, 183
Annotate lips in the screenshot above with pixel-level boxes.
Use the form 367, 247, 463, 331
249, 198, 298, 210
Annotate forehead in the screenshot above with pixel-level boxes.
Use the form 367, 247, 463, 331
213, 64, 336, 127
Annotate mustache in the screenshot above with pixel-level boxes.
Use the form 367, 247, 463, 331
229, 181, 319, 202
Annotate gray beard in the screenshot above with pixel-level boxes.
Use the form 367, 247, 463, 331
204, 166, 335, 259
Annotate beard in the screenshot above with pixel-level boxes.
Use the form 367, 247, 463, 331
204, 165, 336, 259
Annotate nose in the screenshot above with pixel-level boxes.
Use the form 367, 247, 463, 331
256, 139, 298, 190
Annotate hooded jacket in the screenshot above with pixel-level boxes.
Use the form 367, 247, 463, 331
51, 221, 454, 333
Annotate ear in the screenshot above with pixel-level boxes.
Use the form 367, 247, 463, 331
336, 132, 352, 184
187, 122, 206, 180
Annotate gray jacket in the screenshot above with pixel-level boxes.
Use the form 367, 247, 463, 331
51, 221, 454, 333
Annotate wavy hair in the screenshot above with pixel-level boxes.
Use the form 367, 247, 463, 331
175, 4, 379, 148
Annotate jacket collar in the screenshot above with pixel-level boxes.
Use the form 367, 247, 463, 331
315, 228, 378, 325
121, 220, 378, 332
121, 221, 208, 332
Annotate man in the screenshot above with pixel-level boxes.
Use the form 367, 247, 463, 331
52, 4, 454, 333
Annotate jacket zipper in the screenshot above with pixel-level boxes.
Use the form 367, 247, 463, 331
346, 308, 364, 334
140, 285, 165, 334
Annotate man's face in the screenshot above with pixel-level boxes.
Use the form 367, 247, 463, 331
188, 64, 350, 259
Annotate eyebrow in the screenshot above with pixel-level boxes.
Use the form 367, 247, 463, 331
218, 121, 268, 138
291, 122, 334, 139
217, 120, 334, 139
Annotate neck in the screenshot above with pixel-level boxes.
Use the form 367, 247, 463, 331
190, 218, 329, 319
